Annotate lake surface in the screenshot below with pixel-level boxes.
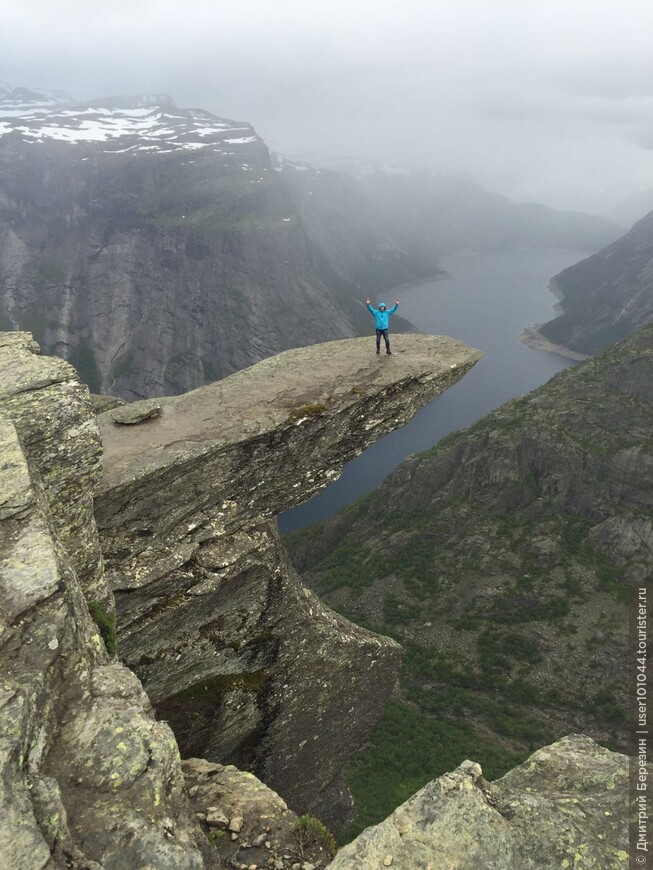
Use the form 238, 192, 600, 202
278, 248, 587, 534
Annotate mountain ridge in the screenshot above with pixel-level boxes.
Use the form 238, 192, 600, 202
535, 210, 653, 355
302, 159, 624, 255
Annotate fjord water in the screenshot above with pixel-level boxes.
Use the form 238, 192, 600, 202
279, 248, 587, 533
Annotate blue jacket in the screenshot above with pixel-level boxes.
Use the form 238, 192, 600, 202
367, 302, 398, 330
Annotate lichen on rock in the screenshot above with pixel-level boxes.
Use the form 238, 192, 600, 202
0, 333, 205, 867
329, 735, 631, 869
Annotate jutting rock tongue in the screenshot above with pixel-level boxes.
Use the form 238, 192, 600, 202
95, 334, 482, 829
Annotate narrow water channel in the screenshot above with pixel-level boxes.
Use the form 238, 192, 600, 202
279, 248, 588, 533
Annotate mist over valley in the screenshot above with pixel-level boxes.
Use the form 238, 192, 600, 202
1, 3, 651, 866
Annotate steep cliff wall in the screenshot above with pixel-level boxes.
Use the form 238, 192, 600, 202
273, 154, 446, 293
94, 334, 482, 829
0, 90, 371, 400
0, 333, 206, 868
0, 330, 636, 867
536, 210, 653, 354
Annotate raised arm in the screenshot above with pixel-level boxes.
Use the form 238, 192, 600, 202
365, 297, 377, 314
387, 300, 399, 315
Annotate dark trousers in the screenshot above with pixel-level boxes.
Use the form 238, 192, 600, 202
376, 328, 390, 350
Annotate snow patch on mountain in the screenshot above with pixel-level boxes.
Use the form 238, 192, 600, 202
0, 86, 261, 156
272, 152, 321, 175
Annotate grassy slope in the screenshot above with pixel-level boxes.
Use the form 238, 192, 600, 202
285, 325, 653, 840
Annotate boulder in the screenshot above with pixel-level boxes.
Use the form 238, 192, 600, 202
329, 735, 630, 869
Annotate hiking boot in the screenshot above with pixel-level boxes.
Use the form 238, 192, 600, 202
376, 348, 380, 354
386, 349, 392, 354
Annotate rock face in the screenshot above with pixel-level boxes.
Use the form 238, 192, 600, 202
94, 333, 482, 829
287, 325, 652, 830
183, 757, 335, 868
0, 332, 206, 868
329, 735, 629, 869
537, 210, 653, 355
0, 87, 436, 401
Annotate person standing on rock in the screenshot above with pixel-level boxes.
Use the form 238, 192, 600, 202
366, 298, 400, 355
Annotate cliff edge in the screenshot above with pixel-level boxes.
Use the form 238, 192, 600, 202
0, 329, 637, 867
330, 735, 629, 869
0, 333, 205, 868
0, 329, 482, 865
95, 333, 483, 828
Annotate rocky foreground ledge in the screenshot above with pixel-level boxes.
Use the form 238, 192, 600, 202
95, 334, 482, 828
331, 735, 630, 869
0, 333, 205, 868
0, 330, 481, 866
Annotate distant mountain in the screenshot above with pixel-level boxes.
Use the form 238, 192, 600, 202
537, 210, 653, 355
273, 154, 447, 292
0, 82, 73, 111
323, 162, 623, 256
286, 324, 652, 836
0, 86, 417, 399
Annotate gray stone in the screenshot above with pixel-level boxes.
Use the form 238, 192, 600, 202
109, 398, 162, 425
329, 735, 630, 869
0, 331, 108, 606
182, 756, 333, 868
96, 334, 481, 828
229, 816, 244, 833
0, 334, 205, 867
89, 393, 126, 414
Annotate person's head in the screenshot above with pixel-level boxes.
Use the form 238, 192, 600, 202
379, 303, 387, 311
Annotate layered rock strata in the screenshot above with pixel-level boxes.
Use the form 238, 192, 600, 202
0, 333, 206, 867
95, 334, 482, 828
330, 735, 630, 868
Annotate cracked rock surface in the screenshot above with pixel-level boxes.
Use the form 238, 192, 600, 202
0, 333, 205, 868
183, 757, 333, 869
329, 735, 629, 869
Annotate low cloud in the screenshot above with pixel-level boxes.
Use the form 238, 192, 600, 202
2, 0, 653, 212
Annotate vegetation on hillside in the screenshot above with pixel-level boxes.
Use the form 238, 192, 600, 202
286, 325, 653, 840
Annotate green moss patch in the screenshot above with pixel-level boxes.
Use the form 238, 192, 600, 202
286, 403, 327, 424
293, 815, 337, 858
172, 671, 267, 705
88, 601, 117, 656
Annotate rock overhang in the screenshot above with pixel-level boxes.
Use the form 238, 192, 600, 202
95, 334, 482, 533
91, 332, 481, 828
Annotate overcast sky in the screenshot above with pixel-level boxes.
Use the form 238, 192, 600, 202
2, 0, 653, 212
